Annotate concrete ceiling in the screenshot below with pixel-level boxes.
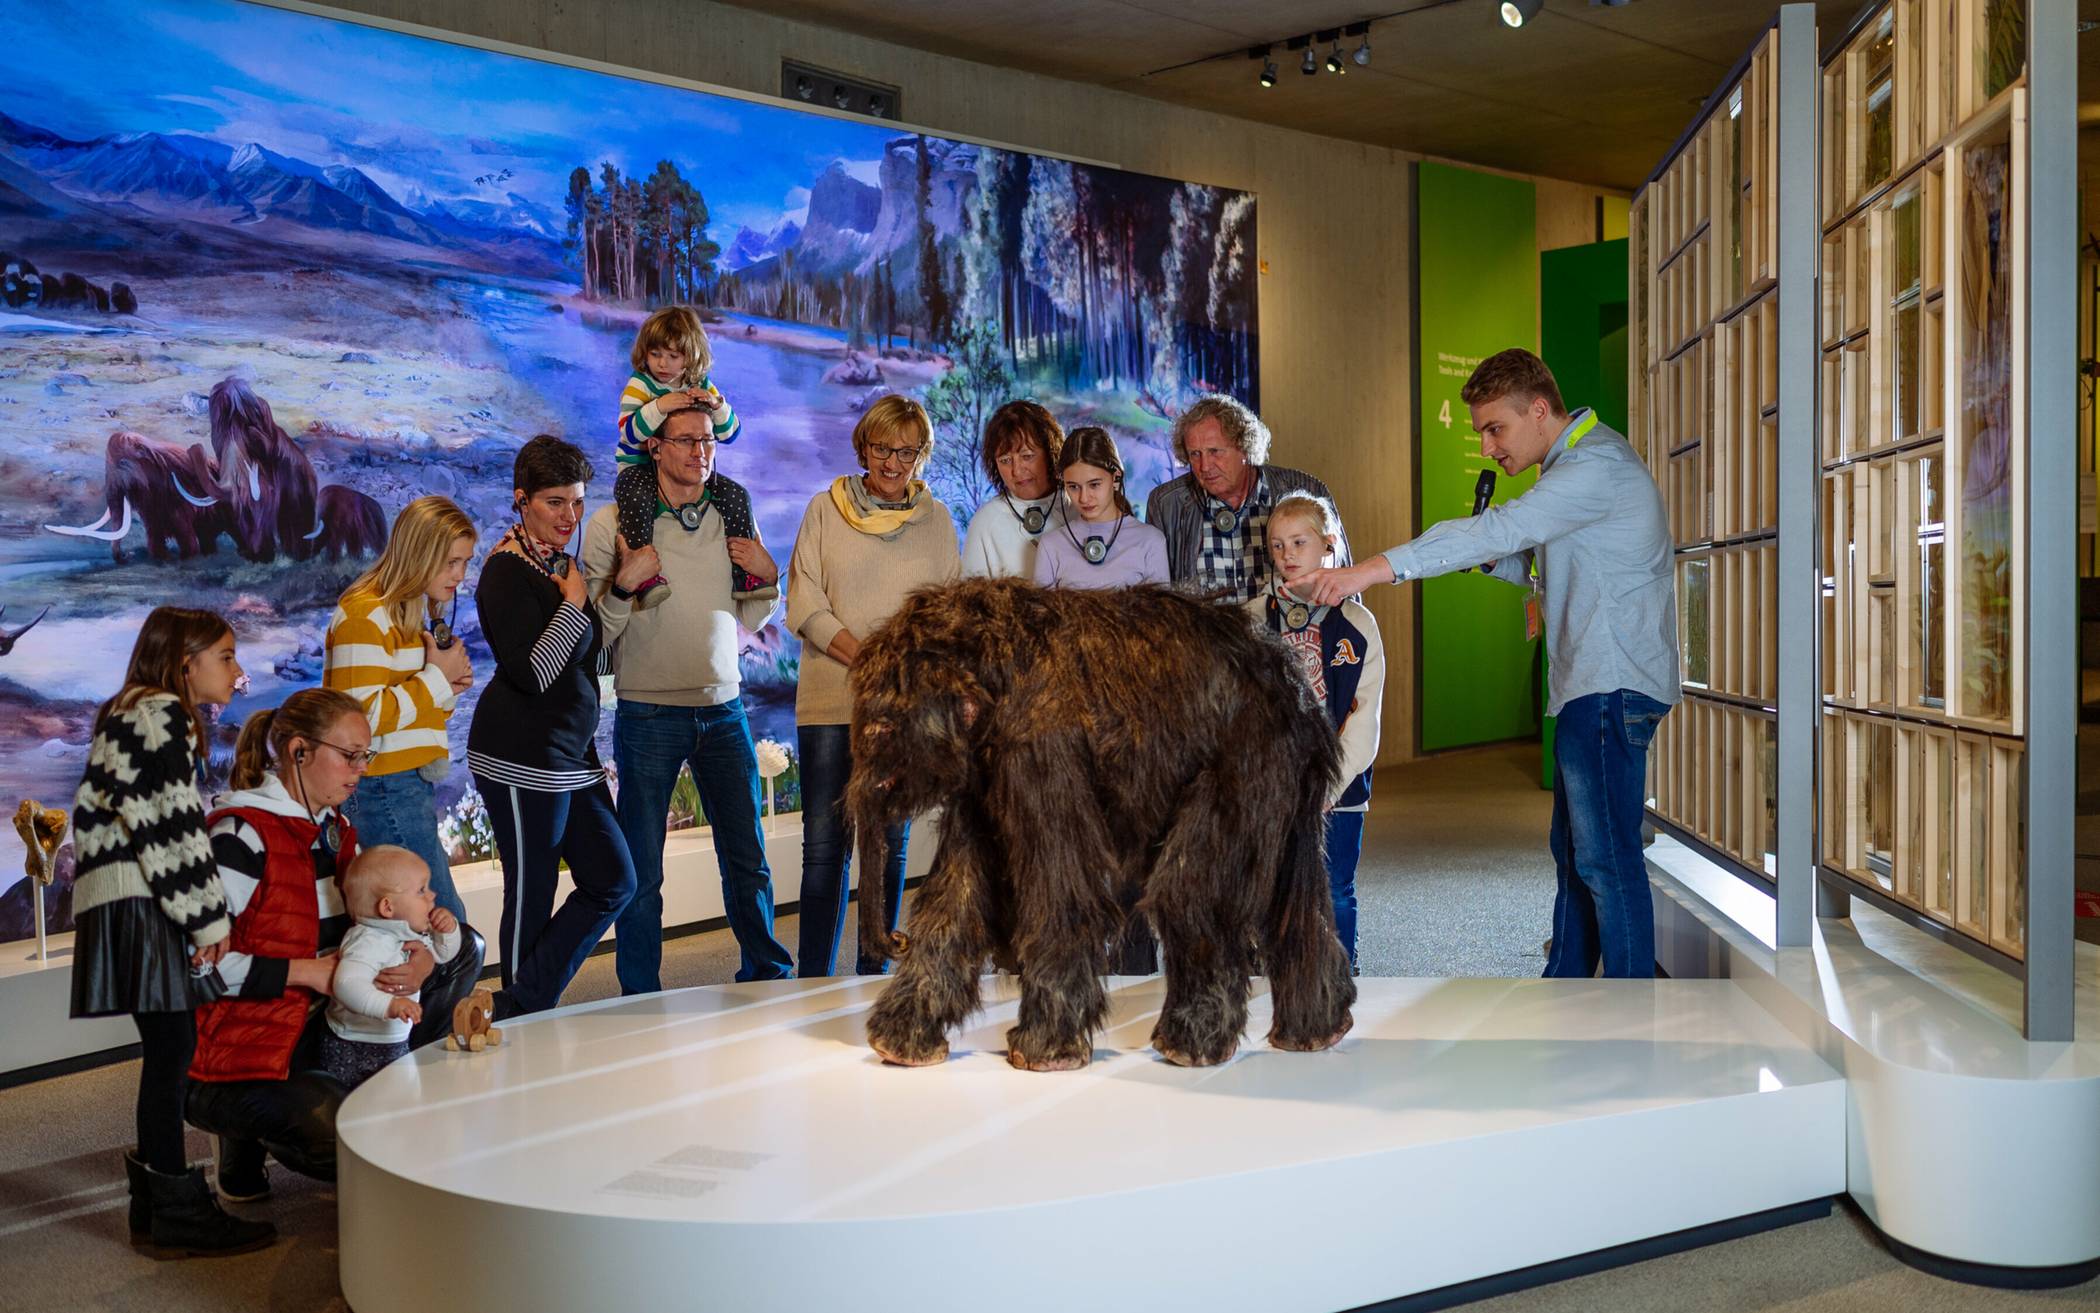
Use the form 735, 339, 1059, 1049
717, 0, 1886, 190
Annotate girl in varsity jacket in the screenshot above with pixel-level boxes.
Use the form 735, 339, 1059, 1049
1245, 492, 1383, 968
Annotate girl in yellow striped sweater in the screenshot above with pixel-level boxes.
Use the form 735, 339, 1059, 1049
324, 496, 478, 919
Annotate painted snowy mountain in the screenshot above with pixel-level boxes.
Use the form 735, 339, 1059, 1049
720, 218, 802, 272
0, 110, 559, 263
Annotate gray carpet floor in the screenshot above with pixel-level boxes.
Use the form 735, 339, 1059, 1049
0, 742, 2093, 1312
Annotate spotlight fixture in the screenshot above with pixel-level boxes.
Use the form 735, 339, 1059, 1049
1353, 36, 1372, 66
866, 93, 887, 115
794, 75, 814, 101
1326, 42, 1346, 74
1260, 59, 1278, 87
1301, 46, 1319, 74
1500, 0, 1544, 27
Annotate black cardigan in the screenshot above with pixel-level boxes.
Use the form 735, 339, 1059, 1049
466, 551, 607, 790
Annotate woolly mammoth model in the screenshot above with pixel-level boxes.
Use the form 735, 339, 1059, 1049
847, 578, 1356, 1071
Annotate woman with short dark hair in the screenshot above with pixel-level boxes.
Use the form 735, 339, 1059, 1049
467, 435, 634, 1017
960, 399, 1064, 579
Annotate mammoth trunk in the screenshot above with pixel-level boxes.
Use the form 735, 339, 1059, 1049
847, 782, 906, 967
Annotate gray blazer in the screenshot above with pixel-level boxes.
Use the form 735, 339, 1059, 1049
1144, 464, 1354, 586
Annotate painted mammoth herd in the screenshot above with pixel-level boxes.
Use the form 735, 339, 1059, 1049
44, 377, 386, 564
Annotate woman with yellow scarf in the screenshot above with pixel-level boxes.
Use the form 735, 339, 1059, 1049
785, 394, 960, 976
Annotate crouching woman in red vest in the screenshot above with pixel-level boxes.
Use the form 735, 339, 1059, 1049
184, 688, 486, 1199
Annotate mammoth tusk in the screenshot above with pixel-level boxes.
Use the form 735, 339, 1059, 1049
246, 465, 260, 500
44, 498, 134, 541
303, 520, 326, 540
170, 472, 217, 508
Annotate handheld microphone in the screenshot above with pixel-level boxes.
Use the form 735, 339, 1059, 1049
1463, 468, 1496, 572
1471, 468, 1496, 516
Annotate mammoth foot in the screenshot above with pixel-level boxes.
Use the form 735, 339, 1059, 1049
1269, 1012, 1355, 1053
1004, 1025, 1091, 1072
870, 1034, 950, 1067
1149, 1021, 1239, 1068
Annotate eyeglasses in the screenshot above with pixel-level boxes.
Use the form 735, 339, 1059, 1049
658, 436, 718, 452
313, 739, 375, 769
867, 444, 924, 464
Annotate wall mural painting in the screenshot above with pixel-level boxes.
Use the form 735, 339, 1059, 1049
0, 0, 1259, 940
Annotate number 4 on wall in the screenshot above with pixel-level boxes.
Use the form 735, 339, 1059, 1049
1438, 399, 1453, 429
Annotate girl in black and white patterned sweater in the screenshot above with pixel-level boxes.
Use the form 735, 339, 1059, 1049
70, 607, 275, 1258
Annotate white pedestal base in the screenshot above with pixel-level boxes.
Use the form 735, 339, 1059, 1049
339, 976, 1844, 1313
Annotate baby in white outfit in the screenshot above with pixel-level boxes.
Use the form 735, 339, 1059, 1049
321, 845, 462, 1088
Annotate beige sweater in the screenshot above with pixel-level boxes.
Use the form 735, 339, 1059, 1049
582, 504, 780, 707
786, 489, 960, 725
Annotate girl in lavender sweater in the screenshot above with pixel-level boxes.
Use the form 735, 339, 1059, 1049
1033, 426, 1169, 590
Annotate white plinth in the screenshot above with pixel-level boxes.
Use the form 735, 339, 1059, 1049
338, 976, 1844, 1313
1650, 836, 2100, 1270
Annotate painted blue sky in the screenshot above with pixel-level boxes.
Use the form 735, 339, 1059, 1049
0, 0, 892, 240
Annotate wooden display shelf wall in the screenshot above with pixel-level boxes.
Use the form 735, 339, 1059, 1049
1821, 0, 2029, 961
1633, 29, 1782, 884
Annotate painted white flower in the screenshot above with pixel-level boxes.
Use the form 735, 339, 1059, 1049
754, 739, 790, 779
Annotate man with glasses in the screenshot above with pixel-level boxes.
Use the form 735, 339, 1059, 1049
583, 405, 795, 991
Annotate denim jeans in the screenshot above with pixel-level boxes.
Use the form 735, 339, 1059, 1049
1325, 809, 1366, 968
613, 697, 793, 992
478, 777, 634, 1015
796, 723, 907, 977
346, 769, 464, 921
1545, 689, 1671, 980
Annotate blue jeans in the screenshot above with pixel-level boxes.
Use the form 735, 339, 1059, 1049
795, 723, 908, 977
1545, 689, 1670, 980
345, 769, 465, 921
1325, 809, 1365, 968
613, 697, 793, 991
478, 777, 634, 1015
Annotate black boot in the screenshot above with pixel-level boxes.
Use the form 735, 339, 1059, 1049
214, 1135, 270, 1202
140, 1162, 276, 1259
123, 1151, 151, 1241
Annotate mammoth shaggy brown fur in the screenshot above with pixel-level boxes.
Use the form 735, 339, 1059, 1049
846, 577, 1356, 1071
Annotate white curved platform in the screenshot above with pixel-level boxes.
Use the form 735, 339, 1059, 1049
339, 975, 1843, 1313
1650, 838, 2100, 1271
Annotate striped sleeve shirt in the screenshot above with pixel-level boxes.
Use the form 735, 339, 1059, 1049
323, 589, 456, 776
616, 371, 742, 463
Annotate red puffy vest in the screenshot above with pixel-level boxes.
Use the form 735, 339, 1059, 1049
189, 807, 359, 1084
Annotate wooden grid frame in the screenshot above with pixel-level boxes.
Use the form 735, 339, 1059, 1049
1631, 27, 1784, 886
1819, 0, 2029, 960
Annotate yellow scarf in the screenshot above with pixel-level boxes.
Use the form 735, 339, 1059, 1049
830, 475, 928, 538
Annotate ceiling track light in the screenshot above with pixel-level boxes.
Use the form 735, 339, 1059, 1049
1248, 44, 1278, 87
1301, 45, 1319, 75
1500, 0, 1544, 28
1352, 37, 1372, 66
1326, 42, 1346, 74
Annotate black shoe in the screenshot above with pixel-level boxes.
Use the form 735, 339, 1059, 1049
214, 1135, 270, 1203
123, 1151, 151, 1240
140, 1163, 277, 1259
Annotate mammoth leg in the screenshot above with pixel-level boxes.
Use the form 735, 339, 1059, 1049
1001, 739, 1115, 1072
1267, 770, 1357, 1052
1148, 769, 1258, 1067
865, 802, 996, 1067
